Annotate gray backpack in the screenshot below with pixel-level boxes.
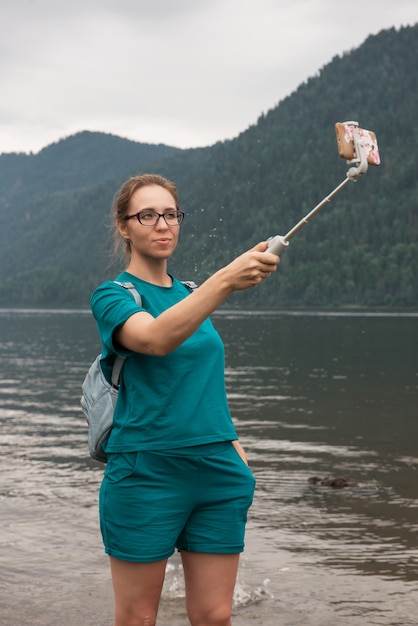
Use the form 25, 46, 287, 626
81, 282, 141, 463
81, 280, 197, 463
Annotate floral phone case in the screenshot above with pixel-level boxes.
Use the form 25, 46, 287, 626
335, 122, 380, 166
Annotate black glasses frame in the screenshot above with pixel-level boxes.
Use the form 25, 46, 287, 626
124, 210, 185, 226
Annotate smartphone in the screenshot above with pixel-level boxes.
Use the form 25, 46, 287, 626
335, 122, 380, 166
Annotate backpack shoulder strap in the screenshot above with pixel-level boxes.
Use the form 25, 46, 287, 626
181, 280, 198, 291
114, 281, 142, 306
110, 281, 142, 388
111, 356, 125, 388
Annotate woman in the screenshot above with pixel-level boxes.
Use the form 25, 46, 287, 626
91, 173, 279, 626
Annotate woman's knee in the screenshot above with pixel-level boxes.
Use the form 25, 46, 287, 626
114, 608, 157, 626
187, 603, 232, 626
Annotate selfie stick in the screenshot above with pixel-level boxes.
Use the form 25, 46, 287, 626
266, 121, 369, 256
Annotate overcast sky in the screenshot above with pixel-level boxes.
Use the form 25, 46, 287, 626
1, 0, 416, 154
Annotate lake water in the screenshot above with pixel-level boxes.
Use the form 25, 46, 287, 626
0, 308, 417, 625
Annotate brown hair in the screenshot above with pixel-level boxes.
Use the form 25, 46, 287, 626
111, 173, 180, 261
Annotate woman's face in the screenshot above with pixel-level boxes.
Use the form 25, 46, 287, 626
118, 184, 181, 261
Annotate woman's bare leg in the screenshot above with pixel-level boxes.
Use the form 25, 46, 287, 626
181, 551, 240, 626
109, 556, 168, 626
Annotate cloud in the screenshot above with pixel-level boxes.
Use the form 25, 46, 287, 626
0, 0, 416, 153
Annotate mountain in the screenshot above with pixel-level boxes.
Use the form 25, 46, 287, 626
0, 133, 183, 305
0, 24, 417, 309
0, 131, 182, 202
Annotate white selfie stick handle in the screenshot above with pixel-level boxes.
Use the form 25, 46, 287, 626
266, 235, 289, 255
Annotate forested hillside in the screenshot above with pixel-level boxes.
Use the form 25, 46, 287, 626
0, 131, 181, 203
0, 24, 416, 309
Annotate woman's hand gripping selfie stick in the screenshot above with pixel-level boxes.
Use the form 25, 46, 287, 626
266, 121, 371, 256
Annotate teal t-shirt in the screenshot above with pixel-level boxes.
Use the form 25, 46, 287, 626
90, 272, 237, 452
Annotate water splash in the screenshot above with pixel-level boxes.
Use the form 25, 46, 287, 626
233, 578, 273, 608
162, 557, 272, 608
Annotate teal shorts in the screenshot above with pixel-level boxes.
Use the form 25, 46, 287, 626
99, 441, 256, 562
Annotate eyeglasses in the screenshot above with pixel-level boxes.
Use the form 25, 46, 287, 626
124, 210, 185, 226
